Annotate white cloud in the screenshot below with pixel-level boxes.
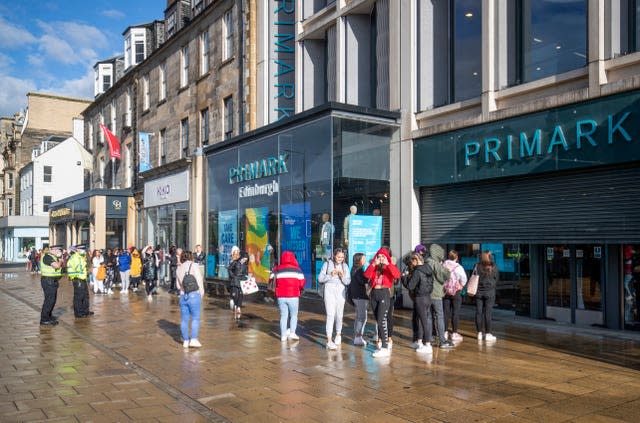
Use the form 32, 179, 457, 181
102, 9, 126, 19
31, 20, 110, 66
27, 54, 44, 67
0, 16, 38, 48
0, 52, 13, 71
44, 67, 94, 101
39, 34, 79, 64
0, 74, 35, 117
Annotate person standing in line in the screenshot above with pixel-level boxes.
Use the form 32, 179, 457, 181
39, 245, 64, 325
176, 250, 205, 348
143, 245, 159, 301
364, 247, 400, 358
318, 248, 351, 350
118, 247, 132, 294
349, 252, 369, 346
193, 244, 206, 276
67, 245, 94, 318
476, 251, 499, 341
272, 250, 306, 342
130, 248, 142, 292
92, 250, 105, 294
227, 246, 248, 317
426, 244, 455, 349
443, 250, 468, 341
406, 253, 435, 353
407, 244, 428, 348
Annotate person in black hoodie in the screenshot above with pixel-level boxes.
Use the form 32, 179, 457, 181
406, 252, 435, 354
349, 252, 369, 346
227, 246, 248, 317
476, 251, 499, 341
142, 245, 159, 301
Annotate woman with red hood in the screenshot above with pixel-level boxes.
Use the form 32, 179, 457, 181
364, 247, 401, 357
271, 251, 306, 342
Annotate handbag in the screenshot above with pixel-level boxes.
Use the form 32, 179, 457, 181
466, 265, 479, 297
241, 276, 259, 295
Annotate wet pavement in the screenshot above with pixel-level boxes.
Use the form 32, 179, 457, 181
1, 264, 640, 422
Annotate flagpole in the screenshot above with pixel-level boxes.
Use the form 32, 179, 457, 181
111, 157, 115, 188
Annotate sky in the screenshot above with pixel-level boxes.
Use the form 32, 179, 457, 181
0, 0, 163, 117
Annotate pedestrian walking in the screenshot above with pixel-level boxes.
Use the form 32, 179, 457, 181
67, 245, 93, 318
443, 250, 467, 342
92, 250, 105, 294
39, 245, 64, 325
318, 247, 350, 350
143, 245, 159, 300
364, 247, 400, 357
349, 252, 369, 346
227, 246, 248, 317
130, 247, 142, 292
272, 250, 306, 342
406, 253, 435, 353
426, 244, 455, 349
103, 248, 116, 294
118, 247, 132, 294
176, 250, 205, 348
476, 251, 499, 341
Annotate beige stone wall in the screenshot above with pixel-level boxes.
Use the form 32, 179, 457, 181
26, 93, 90, 133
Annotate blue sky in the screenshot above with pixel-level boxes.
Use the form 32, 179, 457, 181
0, 0, 162, 117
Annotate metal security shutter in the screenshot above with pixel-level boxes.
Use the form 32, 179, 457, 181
420, 164, 640, 244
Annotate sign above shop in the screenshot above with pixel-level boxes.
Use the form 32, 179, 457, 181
238, 180, 279, 198
228, 154, 288, 184
106, 196, 128, 217
414, 89, 640, 186
50, 207, 71, 218
144, 170, 190, 208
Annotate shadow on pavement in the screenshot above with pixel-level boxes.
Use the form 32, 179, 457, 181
157, 318, 182, 344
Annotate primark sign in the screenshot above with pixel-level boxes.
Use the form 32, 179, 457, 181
414, 89, 640, 186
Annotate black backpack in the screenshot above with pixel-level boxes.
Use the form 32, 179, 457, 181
182, 263, 199, 293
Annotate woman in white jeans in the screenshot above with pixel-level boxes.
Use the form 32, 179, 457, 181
318, 248, 350, 350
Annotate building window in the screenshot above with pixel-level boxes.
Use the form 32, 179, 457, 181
181, 118, 189, 157
43, 196, 51, 213
110, 100, 117, 135
143, 75, 150, 110
200, 108, 209, 145
181, 45, 190, 87
513, 0, 587, 85
7, 172, 13, 188
223, 9, 234, 60
135, 37, 145, 64
160, 129, 167, 165
159, 62, 167, 101
7, 198, 13, 215
124, 28, 146, 69
43, 166, 52, 183
103, 74, 111, 92
99, 158, 105, 187
200, 30, 209, 75
224, 96, 233, 139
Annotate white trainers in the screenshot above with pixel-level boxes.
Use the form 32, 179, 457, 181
353, 336, 367, 346
416, 343, 433, 354
281, 335, 288, 342
334, 334, 342, 345
326, 341, 338, 350
189, 339, 202, 348
183, 340, 189, 348
372, 347, 390, 358
451, 332, 463, 341
485, 333, 497, 341
477, 332, 483, 340
388, 338, 394, 350
444, 331, 449, 340
288, 333, 299, 341
410, 340, 423, 349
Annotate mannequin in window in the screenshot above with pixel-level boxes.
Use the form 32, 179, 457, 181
320, 213, 334, 259
343, 205, 357, 247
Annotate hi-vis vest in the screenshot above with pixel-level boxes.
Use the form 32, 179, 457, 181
40, 253, 62, 278
67, 253, 88, 280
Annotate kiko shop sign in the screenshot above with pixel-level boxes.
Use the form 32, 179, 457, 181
414, 89, 640, 186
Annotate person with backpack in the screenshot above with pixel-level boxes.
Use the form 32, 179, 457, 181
406, 252, 435, 353
426, 244, 455, 349
443, 250, 468, 342
349, 252, 370, 346
318, 247, 351, 350
176, 250, 204, 348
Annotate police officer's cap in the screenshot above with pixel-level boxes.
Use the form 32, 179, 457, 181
50, 244, 63, 250
73, 244, 87, 251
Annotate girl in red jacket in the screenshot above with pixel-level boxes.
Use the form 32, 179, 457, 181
272, 251, 306, 342
364, 247, 400, 357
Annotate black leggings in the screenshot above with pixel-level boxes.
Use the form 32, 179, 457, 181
475, 294, 495, 334
413, 295, 433, 344
230, 286, 243, 308
443, 292, 462, 333
371, 288, 391, 348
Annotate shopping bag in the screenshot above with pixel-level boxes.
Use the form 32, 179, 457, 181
241, 276, 259, 295
466, 266, 479, 296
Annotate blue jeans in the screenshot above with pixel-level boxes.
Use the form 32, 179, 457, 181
180, 292, 202, 341
431, 299, 447, 343
278, 297, 299, 337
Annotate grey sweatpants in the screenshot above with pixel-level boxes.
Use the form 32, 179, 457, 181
323, 282, 346, 339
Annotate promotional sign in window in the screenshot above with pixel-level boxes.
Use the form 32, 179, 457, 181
217, 209, 237, 278
281, 202, 311, 288
245, 207, 272, 283
348, 215, 383, 264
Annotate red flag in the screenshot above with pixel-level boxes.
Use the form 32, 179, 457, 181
99, 123, 121, 159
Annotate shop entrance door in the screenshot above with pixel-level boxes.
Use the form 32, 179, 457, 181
544, 245, 603, 325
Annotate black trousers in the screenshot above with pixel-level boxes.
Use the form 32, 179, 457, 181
72, 279, 90, 316
230, 286, 243, 308
414, 295, 433, 344
40, 277, 60, 322
371, 288, 391, 348
443, 292, 462, 333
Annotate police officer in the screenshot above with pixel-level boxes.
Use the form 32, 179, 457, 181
40, 245, 64, 325
67, 245, 94, 318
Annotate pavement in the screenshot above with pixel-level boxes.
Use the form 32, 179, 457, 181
1, 263, 640, 422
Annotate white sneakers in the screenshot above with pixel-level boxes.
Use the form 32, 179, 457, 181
288, 333, 299, 341
410, 340, 424, 349
485, 333, 497, 341
189, 339, 202, 348
477, 332, 483, 340
281, 336, 288, 342
183, 340, 189, 348
416, 343, 433, 354
372, 347, 390, 358
451, 332, 463, 341
229, 299, 234, 310
326, 341, 338, 350
334, 334, 342, 345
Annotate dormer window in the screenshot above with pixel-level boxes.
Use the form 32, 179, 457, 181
94, 63, 113, 96
124, 27, 147, 69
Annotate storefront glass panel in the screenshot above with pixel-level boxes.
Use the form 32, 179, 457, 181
624, 244, 640, 329
105, 219, 125, 249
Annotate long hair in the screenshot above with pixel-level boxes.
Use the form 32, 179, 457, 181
351, 252, 365, 276
478, 251, 495, 276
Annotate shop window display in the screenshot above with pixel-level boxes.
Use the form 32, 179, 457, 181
624, 244, 640, 328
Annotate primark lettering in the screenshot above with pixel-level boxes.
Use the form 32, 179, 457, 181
464, 112, 633, 166
228, 154, 288, 184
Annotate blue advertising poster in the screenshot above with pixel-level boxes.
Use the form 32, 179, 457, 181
138, 132, 151, 172
217, 210, 237, 278
481, 243, 513, 272
281, 202, 312, 288
348, 215, 382, 264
